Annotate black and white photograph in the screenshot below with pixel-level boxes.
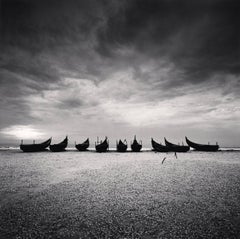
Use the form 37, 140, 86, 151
0, 0, 239, 238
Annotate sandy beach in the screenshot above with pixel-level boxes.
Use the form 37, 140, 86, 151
0, 149, 240, 238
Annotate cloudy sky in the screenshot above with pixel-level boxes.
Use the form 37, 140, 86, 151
0, 0, 239, 146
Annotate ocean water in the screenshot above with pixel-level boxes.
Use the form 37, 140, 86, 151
0, 149, 240, 238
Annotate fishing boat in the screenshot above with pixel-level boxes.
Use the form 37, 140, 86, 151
75, 138, 89, 151
131, 136, 142, 152
116, 139, 127, 152
164, 138, 190, 152
95, 137, 109, 152
185, 137, 219, 151
151, 138, 169, 152
50, 136, 68, 152
20, 138, 51, 152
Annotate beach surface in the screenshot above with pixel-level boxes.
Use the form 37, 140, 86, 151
0, 149, 240, 238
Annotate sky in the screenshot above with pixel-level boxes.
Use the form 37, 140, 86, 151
0, 0, 239, 147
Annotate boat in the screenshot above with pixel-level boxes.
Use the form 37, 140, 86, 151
75, 138, 89, 151
95, 137, 109, 152
20, 138, 51, 152
185, 137, 219, 151
164, 138, 190, 152
116, 139, 127, 152
50, 136, 68, 152
131, 136, 142, 152
151, 138, 169, 152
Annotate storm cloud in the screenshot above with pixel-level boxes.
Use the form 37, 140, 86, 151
0, 0, 239, 145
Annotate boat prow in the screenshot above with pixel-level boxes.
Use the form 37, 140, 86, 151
185, 137, 219, 151
164, 138, 190, 152
131, 136, 142, 152
95, 137, 109, 152
151, 138, 169, 152
50, 136, 68, 152
117, 139, 128, 152
76, 138, 89, 151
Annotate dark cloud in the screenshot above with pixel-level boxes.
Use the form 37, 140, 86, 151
97, 0, 240, 81
1, 56, 59, 90
1, 0, 238, 88
1, 0, 106, 49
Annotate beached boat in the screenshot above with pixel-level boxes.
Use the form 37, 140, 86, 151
20, 138, 51, 152
50, 136, 68, 152
116, 139, 128, 152
164, 138, 190, 152
95, 137, 109, 152
131, 136, 142, 152
151, 138, 169, 152
75, 138, 89, 151
185, 137, 219, 151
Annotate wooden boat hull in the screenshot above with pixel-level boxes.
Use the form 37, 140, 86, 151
49, 145, 66, 152
131, 137, 142, 152
164, 138, 190, 152
117, 145, 127, 152
95, 138, 109, 152
131, 144, 142, 152
50, 137, 68, 152
75, 144, 88, 151
186, 137, 219, 151
166, 146, 189, 152
153, 146, 169, 152
96, 145, 108, 152
117, 140, 127, 152
20, 138, 51, 152
76, 139, 89, 151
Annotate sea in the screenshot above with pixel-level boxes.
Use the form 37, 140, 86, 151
0, 148, 240, 238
